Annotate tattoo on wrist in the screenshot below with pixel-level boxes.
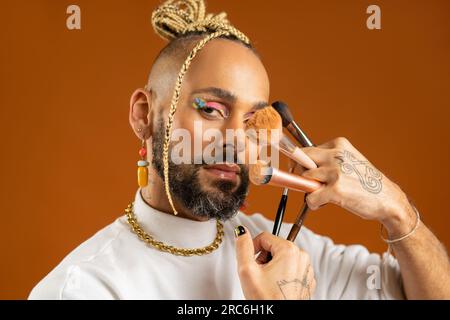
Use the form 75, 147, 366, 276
335, 150, 383, 194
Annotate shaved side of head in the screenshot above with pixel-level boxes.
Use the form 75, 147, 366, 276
146, 33, 258, 107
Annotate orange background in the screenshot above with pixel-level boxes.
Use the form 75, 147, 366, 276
1, 0, 449, 299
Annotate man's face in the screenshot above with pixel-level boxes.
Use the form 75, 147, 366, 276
152, 39, 270, 220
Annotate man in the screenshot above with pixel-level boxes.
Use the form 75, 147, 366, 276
29, 0, 449, 300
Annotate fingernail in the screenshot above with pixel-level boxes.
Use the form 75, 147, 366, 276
234, 225, 246, 238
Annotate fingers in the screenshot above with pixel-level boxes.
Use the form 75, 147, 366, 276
301, 167, 328, 183
305, 186, 338, 210
252, 231, 299, 258
299, 148, 344, 210
302, 166, 340, 183
234, 226, 256, 268
288, 159, 297, 171
255, 250, 271, 265
288, 159, 306, 177
290, 147, 317, 169
301, 147, 333, 166
318, 137, 353, 149
235, 228, 303, 268
301, 137, 355, 166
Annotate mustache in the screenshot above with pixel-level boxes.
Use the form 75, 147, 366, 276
172, 158, 249, 180
167, 143, 249, 178
190, 146, 244, 165
191, 162, 249, 176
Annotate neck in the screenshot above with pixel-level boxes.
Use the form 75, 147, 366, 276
140, 166, 209, 222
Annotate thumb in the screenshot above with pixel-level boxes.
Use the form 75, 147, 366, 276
234, 225, 255, 268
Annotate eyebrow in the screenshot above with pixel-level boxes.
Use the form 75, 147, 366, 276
191, 87, 268, 111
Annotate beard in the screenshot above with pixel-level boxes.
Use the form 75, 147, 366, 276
151, 119, 249, 221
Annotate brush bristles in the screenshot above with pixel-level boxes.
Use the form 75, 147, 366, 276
271, 101, 293, 128
249, 161, 272, 185
246, 106, 282, 131
245, 106, 282, 145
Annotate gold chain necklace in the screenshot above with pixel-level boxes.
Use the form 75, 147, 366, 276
125, 202, 224, 256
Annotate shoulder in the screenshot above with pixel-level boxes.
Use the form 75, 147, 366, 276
29, 217, 130, 300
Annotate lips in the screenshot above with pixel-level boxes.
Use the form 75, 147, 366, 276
203, 163, 241, 181
204, 163, 241, 173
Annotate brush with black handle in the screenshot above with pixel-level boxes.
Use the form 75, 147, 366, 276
271, 101, 316, 242
245, 104, 317, 262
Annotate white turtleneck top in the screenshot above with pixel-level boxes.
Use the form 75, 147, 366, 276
29, 189, 404, 299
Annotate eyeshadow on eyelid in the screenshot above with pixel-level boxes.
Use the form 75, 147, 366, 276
205, 101, 229, 116
192, 97, 231, 118
204, 101, 224, 109
192, 97, 206, 109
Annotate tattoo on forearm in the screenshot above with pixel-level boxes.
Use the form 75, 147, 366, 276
334, 150, 383, 194
277, 266, 311, 300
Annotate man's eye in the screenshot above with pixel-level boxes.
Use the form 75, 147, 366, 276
202, 107, 215, 114
197, 101, 229, 119
200, 107, 224, 119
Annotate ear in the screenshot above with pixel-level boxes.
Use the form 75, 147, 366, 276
129, 88, 153, 140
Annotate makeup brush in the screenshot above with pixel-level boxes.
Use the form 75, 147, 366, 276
271, 101, 318, 243
248, 160, 321, 263
249, 161, 322, 194
246, 107, 317, 170
245, 107, 316, 237
272, 101, 314, 148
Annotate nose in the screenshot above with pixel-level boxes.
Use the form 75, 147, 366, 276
221, 111, 248, 160
227, 108, 247, 132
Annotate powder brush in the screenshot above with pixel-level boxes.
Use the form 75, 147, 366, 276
249, 161, 321, 194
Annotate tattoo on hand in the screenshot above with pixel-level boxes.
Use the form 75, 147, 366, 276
277, 266, 311, 300
334, 150, 383, 194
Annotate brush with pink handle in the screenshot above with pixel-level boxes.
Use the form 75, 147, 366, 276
245, 106, 319, 242
245, 106, 317, 170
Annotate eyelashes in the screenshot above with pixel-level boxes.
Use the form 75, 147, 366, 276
192, 97, 255, 121
193, 97, 229, 119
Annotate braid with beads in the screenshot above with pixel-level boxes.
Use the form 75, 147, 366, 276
151, 0, 251, 215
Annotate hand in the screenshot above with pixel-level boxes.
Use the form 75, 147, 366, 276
234, 227, 316, 300
293, 137, 416, 236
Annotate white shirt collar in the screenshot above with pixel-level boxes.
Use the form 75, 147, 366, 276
132, 188, 218, 248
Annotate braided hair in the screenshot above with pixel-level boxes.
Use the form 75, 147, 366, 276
150, 0, 252, 215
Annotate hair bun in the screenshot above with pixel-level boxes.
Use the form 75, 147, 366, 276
151, 0, 249, 44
